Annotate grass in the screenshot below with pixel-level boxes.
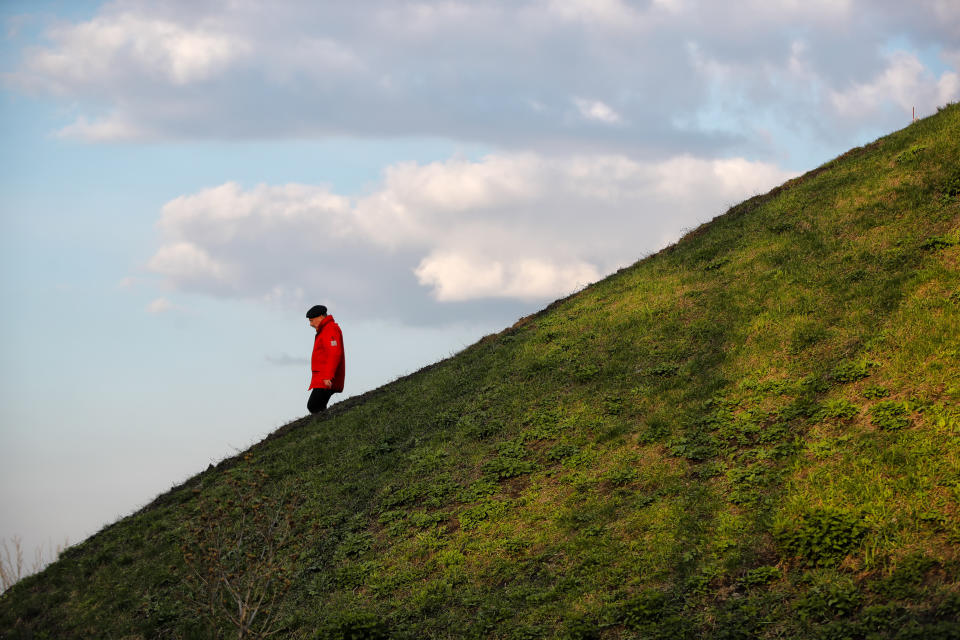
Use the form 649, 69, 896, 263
1, 104, 959, 638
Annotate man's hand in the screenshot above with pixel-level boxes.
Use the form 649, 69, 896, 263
323, 379, 333, 389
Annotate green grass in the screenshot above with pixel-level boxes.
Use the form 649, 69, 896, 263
2, 104, 959, 639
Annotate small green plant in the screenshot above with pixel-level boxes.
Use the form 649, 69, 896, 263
859, 603, 906, 631
458, 498, 510, 530
524, 409, 564, 439
619, 589, 670, 630
740, 565, 781, 587
920, 234, 959, 251
830, 360, 872, 383
603, 465, 638, 486
790, 322, 828, 354
727, 463, 776, 506
794, 575, 861, 621
775, 508, 868, 566
562, 614, 600, 640
459, 414, 502, 440
871, 401, 911, 430
873, 553, 937, 599
668, 431, 719, 461
940, 170, 960, 200
337, 533, 373, 558
704, 257, 730, 271
573, 363, 602, 382
642, 362, 680, 377
457, 479, 499, 502
817, 399, 860, 421
894, 144, 926, 164
862, 386, 890, 399
483, 455, 536, 479
315, 611, 389, 640
807, 435, 850, 460
546, 443, 579, 462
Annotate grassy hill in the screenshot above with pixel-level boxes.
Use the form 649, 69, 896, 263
2, 105, 959, 639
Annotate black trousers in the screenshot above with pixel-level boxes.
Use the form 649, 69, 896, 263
308, 388, 335, 414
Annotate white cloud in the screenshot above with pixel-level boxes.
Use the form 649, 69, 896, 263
830, 51, 960, 118
56, 112, 150, 142
573, 98, 623, 124
147, 242, 233, 291
15, 12, 248, 92
145, 152, 796, 314
414, 252, 601, 302
937, 72, 960, 107
156, 182, 353, 245
750, 0, 852, 19
943, 49, 960, 74
651, 0, 684, 14
544, 0, 640, 26
8, 0, 957, 156
146, 297, 175, 313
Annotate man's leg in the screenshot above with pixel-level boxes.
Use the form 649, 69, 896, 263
307, 388, 335, 413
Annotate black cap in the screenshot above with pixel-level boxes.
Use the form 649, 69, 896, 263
306, 305, 328, 319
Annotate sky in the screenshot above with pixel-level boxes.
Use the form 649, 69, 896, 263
1, 0, 958, 566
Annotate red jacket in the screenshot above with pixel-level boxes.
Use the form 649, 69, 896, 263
310, 316, 345, 391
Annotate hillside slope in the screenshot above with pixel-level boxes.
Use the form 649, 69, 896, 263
2, 105, 959, 639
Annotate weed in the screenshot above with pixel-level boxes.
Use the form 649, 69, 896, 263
740, 565, 781, 587
859, 603, 907, 631
937, 592, 960, 618
562, 614, 600, 640
574, 363, 602, 382
603, 466, 638, 486
817, 399, 860, 421
459, 414, 502, 440
642, 362, 681, 377
704, 257, 730, 271
921, 233, 959, 251
862, 386, 890, 399
458, 479, 499, 502
315, 611, 389, 640
894, 145, 926, 164
794, 575, 861, 621
940, 169, 960, 200
546, 443, 579, 462
872, 553, 937, 599
727, 463, 777, 506
790, 322, 829, 354
871, 401, 912, 430
458, 499, 510, 530
711, 597, 769, 639
830, 360, 873, 384
775, 508, 868, 566
618, 589, 671, 630
483, 456, 536, 480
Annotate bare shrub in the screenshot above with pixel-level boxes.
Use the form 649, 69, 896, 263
181, 454, 308, 639
1, 536, 67, 594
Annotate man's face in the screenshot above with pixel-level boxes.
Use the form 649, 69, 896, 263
308, 316, 324, 329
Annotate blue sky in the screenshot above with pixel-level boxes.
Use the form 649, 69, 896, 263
1, 0, 958, 566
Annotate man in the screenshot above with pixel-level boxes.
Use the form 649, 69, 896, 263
306, 305, 345, 413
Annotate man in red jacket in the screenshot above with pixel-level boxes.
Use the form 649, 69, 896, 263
306, 305, 345, 413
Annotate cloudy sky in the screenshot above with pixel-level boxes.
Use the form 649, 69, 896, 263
1, 0, 958, 561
